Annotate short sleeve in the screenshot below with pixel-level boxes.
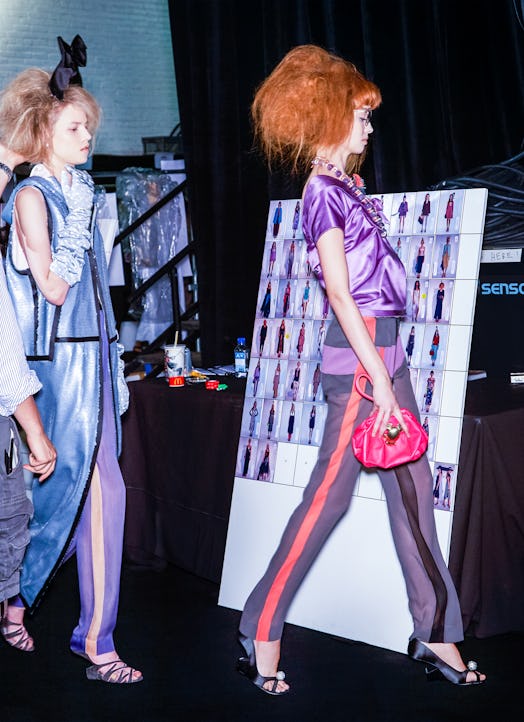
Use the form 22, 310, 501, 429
307, 181, 347, 245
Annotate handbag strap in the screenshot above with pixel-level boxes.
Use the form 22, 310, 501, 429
354, 373, 374, 402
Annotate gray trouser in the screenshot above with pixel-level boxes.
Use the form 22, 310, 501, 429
0, 415, 33, 603
240, 319, 464, 645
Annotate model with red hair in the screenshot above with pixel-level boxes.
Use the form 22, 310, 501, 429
237, 45, 485, 695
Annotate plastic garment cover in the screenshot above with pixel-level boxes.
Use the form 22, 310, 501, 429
116, 169, 182, 342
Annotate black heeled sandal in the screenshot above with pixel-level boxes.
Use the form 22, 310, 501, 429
408, 638, 484, 686
236, 634, 289, 696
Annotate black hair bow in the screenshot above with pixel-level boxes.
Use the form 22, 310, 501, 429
49, 35, 87, 100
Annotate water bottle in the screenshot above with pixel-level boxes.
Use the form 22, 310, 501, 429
184, 346, 192, 375
234, 337, 249, 377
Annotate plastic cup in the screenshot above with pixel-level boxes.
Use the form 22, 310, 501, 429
164, 344, 186, 382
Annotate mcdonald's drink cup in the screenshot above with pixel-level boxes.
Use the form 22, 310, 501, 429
164, 344, 186, 383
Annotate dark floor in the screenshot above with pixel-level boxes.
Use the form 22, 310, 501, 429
1, 559, 520, 722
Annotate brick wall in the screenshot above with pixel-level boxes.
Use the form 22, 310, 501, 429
0, 0, 179, 155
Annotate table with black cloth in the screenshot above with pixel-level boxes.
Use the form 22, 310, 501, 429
120, 375, 245, 582
449, 378, 524, 638
120, 374, 524, 638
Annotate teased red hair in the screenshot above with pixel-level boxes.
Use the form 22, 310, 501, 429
251, 45, 381, 174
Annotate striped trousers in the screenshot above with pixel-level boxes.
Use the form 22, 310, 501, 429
239, 318, 464, 645
68, 328, 125, 657
10, 317, 125, 657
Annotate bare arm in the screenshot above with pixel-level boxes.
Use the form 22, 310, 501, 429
317, 227, 407, 435
13, 187, 70, 305
12, 394, 57, 483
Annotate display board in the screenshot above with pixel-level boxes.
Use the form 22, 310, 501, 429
219, 187, 488, 653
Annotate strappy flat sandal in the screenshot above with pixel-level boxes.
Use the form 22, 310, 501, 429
85, 658, 143, 684
0, 610, 35, 653
72, 648, 142, 684
236, 634, 289, 696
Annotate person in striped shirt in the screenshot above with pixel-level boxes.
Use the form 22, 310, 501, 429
0, 143, 56, 652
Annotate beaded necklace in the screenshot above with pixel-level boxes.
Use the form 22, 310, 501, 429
311, 156, 388, 238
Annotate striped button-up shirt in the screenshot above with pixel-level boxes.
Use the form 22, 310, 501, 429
0, 259, 41, 416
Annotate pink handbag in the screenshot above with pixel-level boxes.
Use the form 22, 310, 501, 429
351, 373, 428, 469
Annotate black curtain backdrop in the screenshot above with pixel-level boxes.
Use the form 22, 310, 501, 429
169, 0, 524, 366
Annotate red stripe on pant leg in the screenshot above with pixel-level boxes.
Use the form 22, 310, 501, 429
254, 387, 361, 639
255, 320, 378, 640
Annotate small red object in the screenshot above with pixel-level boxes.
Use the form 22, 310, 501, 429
205, 379, 219, 390
168, 376, 185, 387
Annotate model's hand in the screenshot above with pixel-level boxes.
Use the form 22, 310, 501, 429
0, 142, 26, 170
61, 166, 94, 221
50, 168, 95, 286
24, 430, 57, 482
370, 376, 409, 438
116, 342, 130, 416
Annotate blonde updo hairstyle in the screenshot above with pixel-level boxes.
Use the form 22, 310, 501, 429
251, 44, 381, 175
0, 68, 101, 165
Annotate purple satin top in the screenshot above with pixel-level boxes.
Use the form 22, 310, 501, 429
303, 175, 407, 316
